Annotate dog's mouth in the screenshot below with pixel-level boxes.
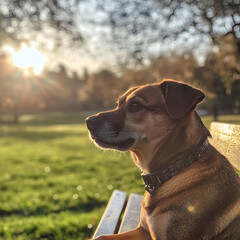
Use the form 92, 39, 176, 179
91, 135, 135, 151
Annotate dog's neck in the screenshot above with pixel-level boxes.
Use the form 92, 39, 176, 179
131, 111, 210, 174
142, 137, 209, 194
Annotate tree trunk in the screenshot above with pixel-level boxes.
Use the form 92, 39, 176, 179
13, 101, 19, 124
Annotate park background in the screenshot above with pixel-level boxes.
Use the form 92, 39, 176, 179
0, 0, 239, 239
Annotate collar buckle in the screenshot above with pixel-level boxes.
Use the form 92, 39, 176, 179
145, 184, 155, 194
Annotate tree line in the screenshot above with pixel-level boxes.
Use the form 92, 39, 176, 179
0, 58, 84, 123
0, 0, 239, 123
81, 33, 240, 114
1, 33, 239, 124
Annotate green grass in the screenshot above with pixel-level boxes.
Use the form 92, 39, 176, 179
0, 112, 239, 240
200, 115, 240, 129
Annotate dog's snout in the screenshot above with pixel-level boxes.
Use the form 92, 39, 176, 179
86, 116, 98, 130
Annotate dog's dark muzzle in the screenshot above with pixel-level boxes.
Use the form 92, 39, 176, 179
86, 110, 135, 151
86, 115, 100, 134
86, 109, 125, 136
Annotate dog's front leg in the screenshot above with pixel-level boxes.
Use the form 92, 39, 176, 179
93, 226, 152, 240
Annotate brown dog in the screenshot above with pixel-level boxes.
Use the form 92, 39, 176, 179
86, 80, 240, 240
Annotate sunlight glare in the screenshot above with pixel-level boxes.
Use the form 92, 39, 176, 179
187, 205, 196, 213
8, 44, 46, 75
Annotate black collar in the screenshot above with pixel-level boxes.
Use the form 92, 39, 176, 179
141, 138, 209, 194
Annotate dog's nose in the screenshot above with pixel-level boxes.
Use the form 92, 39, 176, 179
86, 116, 98, 130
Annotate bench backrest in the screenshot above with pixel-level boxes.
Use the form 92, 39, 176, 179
210, 122, 240, 171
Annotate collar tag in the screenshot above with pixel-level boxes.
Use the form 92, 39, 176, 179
145, 184, 155, 194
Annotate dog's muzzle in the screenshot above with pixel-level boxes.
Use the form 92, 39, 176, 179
86, 115, 136, 151
86, 115, 100, 133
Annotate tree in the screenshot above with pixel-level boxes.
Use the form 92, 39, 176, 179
158, 0, 240, 80
121, 53, 197, 88
43, 65, 83, 111
83, 0, 239, 66
194, 35, 240, 113
153, 1, 239, 43
0, 0, 82, 46
0, 55, 84, 123
0, 54, 34, 123
80, 69, 121, 109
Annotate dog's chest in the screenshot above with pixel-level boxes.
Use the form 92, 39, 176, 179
140, 205, 172, 240
141, 194, 173, 240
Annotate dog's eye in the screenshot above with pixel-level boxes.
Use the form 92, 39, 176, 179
128, 101, 143, 113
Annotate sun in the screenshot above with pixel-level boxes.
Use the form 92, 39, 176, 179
8, 44, 46, 75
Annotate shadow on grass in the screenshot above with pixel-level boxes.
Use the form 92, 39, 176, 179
19, 111, 99, 126
7, 130, 87, 141
0, 197, 105, 217
0, 111, 102, 127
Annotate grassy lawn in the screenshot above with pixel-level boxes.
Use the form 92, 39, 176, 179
0, 112, 239, 240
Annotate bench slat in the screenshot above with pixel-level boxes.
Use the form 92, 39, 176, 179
210, 122, 240, 171
118, 193, 143, 233
93, 190, 127, 238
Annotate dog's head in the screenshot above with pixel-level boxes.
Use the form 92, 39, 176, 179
86, 80, 205, 153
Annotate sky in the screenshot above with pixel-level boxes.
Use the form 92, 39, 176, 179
0, 0, 218, 76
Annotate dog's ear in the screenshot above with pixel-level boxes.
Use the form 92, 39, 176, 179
159, 80, 205, 119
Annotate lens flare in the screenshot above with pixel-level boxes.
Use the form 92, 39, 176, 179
8, 44, 46, 75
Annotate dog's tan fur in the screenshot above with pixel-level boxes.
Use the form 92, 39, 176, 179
86, 80, 240, 240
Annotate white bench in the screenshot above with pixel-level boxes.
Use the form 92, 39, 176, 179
93, 190, 142, 238
93, 122, 240, 238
